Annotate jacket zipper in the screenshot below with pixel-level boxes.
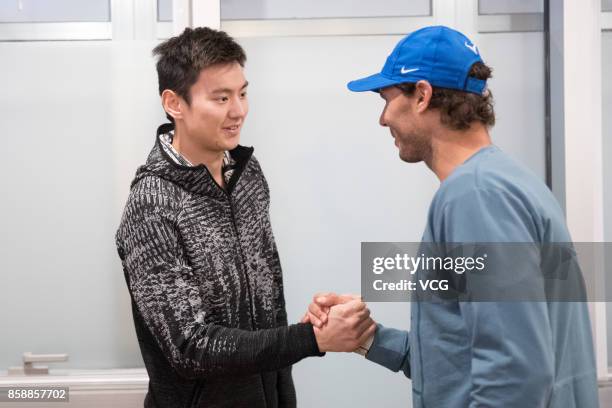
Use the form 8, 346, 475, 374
188, 154, 258, 408
226, 193, 257, 331
198, 148, 256, 331
222, 149, 256, 331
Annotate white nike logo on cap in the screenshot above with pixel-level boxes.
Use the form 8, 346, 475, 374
400, 67, 419, 74
464, 41, 478, 55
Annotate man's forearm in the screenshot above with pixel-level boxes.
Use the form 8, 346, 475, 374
160, 321, 323, 380
365, 324, 411, 378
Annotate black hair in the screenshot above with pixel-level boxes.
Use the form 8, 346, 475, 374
152, 27, 246, 122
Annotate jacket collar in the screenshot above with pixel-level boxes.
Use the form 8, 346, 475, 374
131, 123, 254, 198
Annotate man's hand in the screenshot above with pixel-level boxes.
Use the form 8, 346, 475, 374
310, 298, 376, 352
301, 292, 360, 327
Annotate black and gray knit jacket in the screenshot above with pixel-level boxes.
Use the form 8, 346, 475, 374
116, 124, 322, 408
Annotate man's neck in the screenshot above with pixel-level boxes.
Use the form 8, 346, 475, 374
172, 127, 225, 187
427, 123, 492, 182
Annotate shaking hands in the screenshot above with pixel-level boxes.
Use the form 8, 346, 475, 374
301, 293, 376, 353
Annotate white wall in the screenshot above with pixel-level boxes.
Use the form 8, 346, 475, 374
0, 41, 141, 370
602, 31, 612, 367
0, 31, 546, 407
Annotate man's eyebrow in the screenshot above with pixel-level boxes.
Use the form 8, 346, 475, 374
211, 81, 249, 94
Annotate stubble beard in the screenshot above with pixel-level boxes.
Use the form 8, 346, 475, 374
398, 132, 432, 164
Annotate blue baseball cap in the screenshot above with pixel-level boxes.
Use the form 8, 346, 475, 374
347, 25, 486, 95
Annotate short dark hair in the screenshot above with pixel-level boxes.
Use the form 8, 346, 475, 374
152, 27, 246, 122
396, 62, 495, 131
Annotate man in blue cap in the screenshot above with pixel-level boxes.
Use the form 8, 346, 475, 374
304, 26, 599, 407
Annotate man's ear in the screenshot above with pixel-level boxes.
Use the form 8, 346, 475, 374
414, 80, 433, 113
161, 89, 183, 121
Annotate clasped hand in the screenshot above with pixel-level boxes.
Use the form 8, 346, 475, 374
301, 293, 376, 353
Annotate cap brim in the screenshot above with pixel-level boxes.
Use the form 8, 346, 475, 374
347, 73, 399, 92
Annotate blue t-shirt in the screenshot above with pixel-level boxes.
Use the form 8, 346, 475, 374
366, 145, 598, 408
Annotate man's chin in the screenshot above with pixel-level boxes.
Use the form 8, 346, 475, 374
399, 150, 422, 163
223, 135, 241, 151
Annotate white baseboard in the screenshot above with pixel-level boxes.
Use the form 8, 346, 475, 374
0, 368, 147, 408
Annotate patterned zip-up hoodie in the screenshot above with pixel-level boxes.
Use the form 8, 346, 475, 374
116, 123, 323, 408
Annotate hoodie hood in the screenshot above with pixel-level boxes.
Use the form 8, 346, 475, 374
131, 123, 254, 198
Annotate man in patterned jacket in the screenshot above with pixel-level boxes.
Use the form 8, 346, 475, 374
115, 27, 376, 408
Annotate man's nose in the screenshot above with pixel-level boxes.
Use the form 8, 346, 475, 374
228, 98, 246, 118
379, 109, 388, 127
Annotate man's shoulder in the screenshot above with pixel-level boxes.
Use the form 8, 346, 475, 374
237, 153, 271, 196
130, 172, 186, 199
426, 147, 569, 242
436, 147, 539, 206
121, 174, 186, 222
116, 175, 184, 244
242, 153, 265, 179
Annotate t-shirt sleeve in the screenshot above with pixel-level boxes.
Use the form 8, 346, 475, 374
365, 324, 411, 378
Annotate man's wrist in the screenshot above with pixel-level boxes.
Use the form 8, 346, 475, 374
302, 322, 326, 356
353, 331, 375, 357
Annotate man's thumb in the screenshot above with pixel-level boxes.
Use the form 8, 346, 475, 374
339, 294, 361, 303
315, 294, 340, 306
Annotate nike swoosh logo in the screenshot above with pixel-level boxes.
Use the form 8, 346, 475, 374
400, 67, 419, 74
465, 41, 479, 55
